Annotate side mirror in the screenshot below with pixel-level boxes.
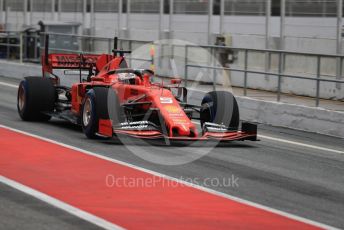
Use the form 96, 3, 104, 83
171, 78, 182, 85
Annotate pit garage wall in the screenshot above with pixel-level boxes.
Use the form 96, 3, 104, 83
1, 60, 343, 138
6, 11, 342, 51
3, 12, 344, 99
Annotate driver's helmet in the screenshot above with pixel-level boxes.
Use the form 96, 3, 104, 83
118, 73, 136, 84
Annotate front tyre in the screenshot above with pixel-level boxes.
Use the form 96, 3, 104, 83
81, 90, 98, 139
200, 91, 240, 130
81, 87, 123, 139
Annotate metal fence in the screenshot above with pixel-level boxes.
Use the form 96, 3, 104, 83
0, 31, 154, 66
0, 31, 23, 61
0, 32, 343, 109
184, 44, 344, 107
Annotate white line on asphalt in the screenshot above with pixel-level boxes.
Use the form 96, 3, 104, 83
0, 81, 18, 88
0, 124, 338, 230
0, 176, 124, 230
258, 134, 344, 154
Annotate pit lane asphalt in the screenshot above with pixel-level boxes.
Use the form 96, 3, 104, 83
0, 183, 102, 230
1, 76, 344, 229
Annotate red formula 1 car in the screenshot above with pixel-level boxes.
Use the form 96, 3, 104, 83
17, 36, 257, 143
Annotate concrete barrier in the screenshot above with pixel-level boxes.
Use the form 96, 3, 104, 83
1, 60, 343, 138
237, 97, 344, 138
188, 89, 344, 139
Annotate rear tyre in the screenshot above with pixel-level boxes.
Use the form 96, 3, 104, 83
81, 87, 123, 139
17, 77, 55, 121
200, 91, 239, 130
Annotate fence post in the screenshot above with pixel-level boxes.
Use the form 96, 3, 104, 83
34, 35, 38, 59
128, 40, 132, 67
277, 52, 283, 102
211, 47, 216, 91
244, 49, 248, 96
336, 0, 343, 89
108, 38, 112, 54
184, 46, 188, 87
19, 32, 23, 63
6, 26, 9, 59
315, 56, 321, 107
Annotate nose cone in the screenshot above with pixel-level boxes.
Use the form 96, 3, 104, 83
174, 124, 190, 136
171, 123, 197, 137
154, 92, 197, 137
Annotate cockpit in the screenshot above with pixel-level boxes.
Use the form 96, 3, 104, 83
107, 68, 154, 85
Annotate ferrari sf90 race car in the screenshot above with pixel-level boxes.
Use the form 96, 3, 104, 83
17, 36, 257, 143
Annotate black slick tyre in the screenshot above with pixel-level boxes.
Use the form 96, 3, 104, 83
17, 77, 55, 121
81, 87, 123, 139
200, 91, 240, 130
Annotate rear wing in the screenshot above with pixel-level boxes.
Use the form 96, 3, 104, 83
43, 53, 101, 70
41, 34, 131, 79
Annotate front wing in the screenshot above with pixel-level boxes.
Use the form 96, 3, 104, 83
100, 120, 258, 142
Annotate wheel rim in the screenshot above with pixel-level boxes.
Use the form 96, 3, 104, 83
83, 98, 92, 127
18, 85, 25, 111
